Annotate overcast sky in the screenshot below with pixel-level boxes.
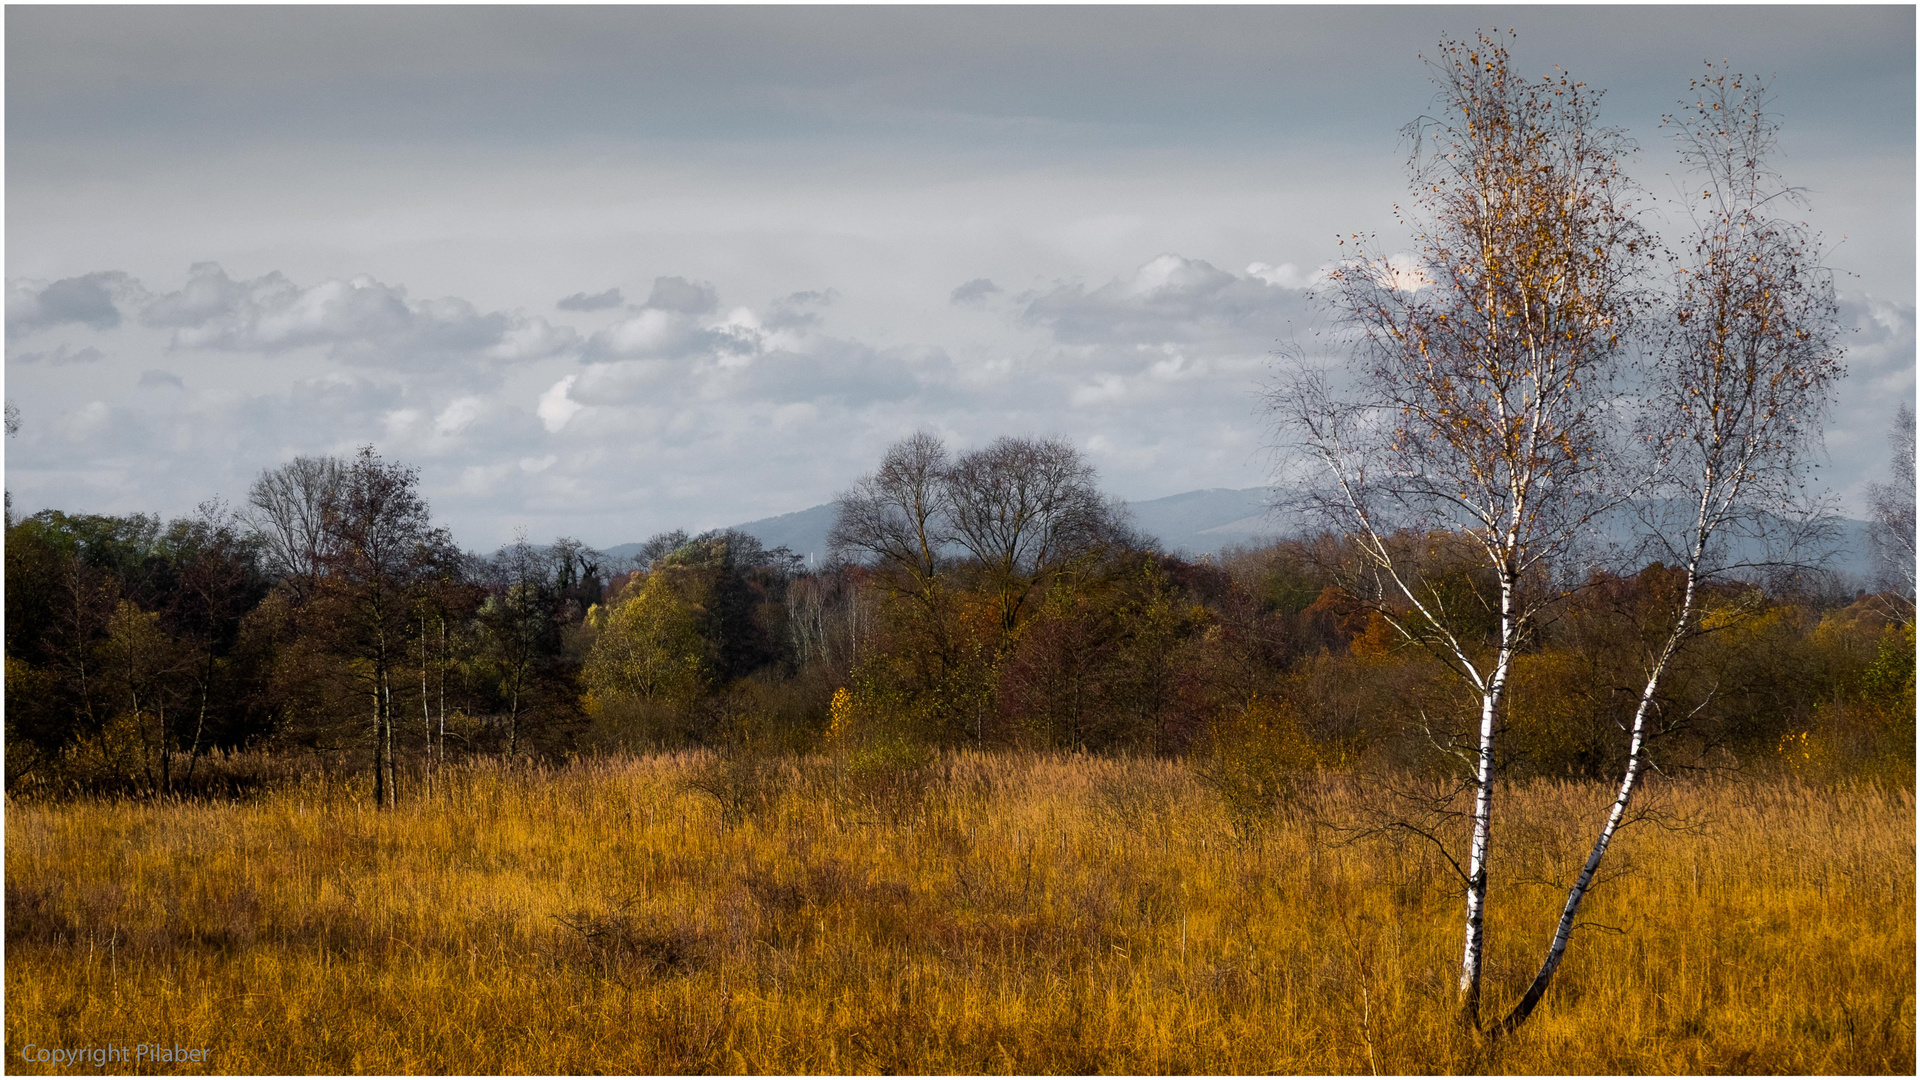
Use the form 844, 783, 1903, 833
6, 5, 1913, 550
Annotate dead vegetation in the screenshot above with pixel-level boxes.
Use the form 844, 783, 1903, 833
5, 753, 1913, 1074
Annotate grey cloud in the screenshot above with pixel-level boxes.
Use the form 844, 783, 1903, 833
763, 289, 838, 332
570, 358, 688, 406
644, 276, 719, 315
584, 309, 759, 363
140, 261, 258, 328
138, 263, 577, 368
1020, 254, 1309, 348
11, 8, 1908, 165
950, 277, 1000, 305
557, 287, 624, 312
9, 343, 104, 365
1825, 294, 1917, 507
733, 338, 936, 406
7, 271, 140, 339
138, 368, 185, 389
1840, 295, 1916, 378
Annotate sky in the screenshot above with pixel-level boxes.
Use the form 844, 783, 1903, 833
6, 5, 1914, 551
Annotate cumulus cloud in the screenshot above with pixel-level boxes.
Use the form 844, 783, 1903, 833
138, 263, 579, 368
586, 309, 752, 363
556, 287, 625, 312
643, 276, 719, 315
727, 340, 940, 406
7, 271, 143, 339
538, 375, 583, 432
1019, 254, 1310, 348
763, 289, 837, 332
9, 343, 104, 365
58, 400, 116, 442
434, 395, 488, 437
1245, 262, 1321, 290
1825, 294, 1917, 511
1, 254, 1336, 549
950, 277, 1001, 305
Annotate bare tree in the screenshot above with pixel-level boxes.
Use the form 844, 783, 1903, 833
1868, 402, 1916, 608
246, 455, 345, 598
828, 430, 953, 612
634, 529, 691, 572
1492, 67, 1844, 1039
1277, 32, 1648, 1027
944, 435, 1118, 636
6, 401, 18, 525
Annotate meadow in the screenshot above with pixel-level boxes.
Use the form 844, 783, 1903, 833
5, 752, 1914, 1075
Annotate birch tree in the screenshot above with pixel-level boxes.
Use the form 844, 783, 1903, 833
1492, 67, 1843, 1038
1868, 402, 1916, 607
1276, 32, 1648, 1027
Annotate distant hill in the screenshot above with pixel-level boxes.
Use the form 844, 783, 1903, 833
602, 488, 1290, 567
601, 487, 1876, 582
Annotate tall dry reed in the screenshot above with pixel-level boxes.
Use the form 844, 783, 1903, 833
5, 753, 1912, 1074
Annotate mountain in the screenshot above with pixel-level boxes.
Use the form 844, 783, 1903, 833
601, 488, 1877, 582
601, 488, 1292, 566
1122, 488, 1299, 555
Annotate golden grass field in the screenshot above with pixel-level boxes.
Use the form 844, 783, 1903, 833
5, 752, 1914, 1075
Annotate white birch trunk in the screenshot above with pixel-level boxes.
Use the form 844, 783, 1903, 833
1459, 634, 1512, 1025
1494, 501, 1711, 1038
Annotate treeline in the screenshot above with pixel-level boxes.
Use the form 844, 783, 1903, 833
4, 438, 1912, 800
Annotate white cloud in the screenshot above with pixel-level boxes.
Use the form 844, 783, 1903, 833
138, 263, 578, 368
434, 395, 487, 437
537, 374, 583, 432
1019, 253, 1311, 348
1246, 261, 1321, 289
59, 400, 113, 440
1377, 252, 1430, 293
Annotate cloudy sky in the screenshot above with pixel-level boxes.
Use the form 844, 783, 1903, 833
6, 5, 1913, 550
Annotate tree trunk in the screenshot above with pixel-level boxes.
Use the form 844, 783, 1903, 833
1458, 663, 1499, 1026
382, 678, 397, 806
508, 675, 521, 758
186, 646, 213, 790
372, 686, 386, 807
1494, 706, 1649, 1038
1460, 571, 1517, 1029
159, 703, 170, 797
422, 616, 433, 796
1495, 546, 1705, 1038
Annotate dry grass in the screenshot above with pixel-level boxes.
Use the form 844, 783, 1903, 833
5, 753, 1913, 1074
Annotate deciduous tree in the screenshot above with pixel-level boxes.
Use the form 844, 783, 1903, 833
1277, 32, 1647, 1027
1494, 66, 1844, 1038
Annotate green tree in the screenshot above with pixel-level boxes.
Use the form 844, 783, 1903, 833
583, 569, 711, 711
